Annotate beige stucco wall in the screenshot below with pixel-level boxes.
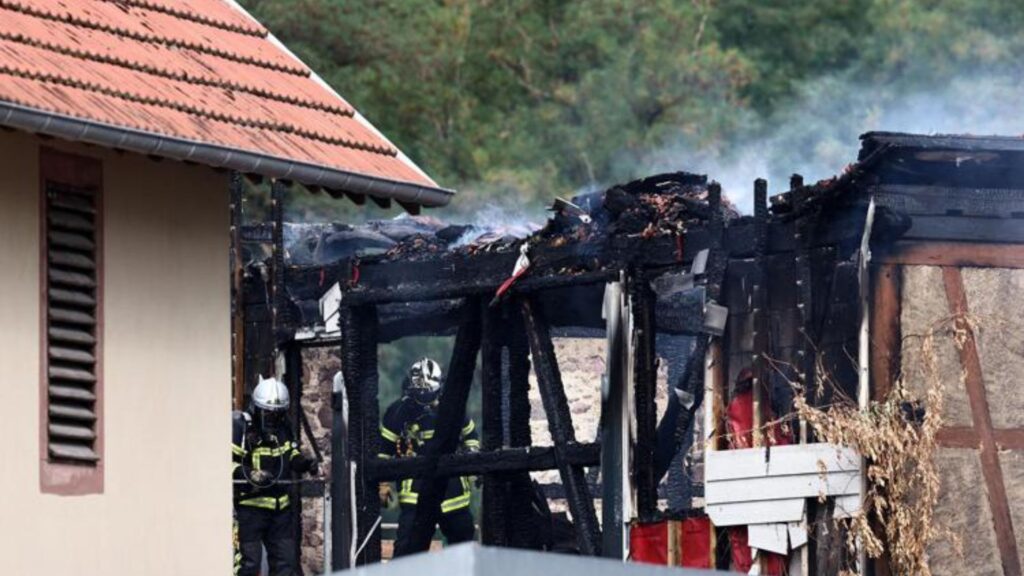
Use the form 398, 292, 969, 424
0, 131, 231, 575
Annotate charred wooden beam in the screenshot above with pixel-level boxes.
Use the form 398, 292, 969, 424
283, 342, 304, 565
480, 302, 507, 545
230, 172, 246, 408
521, 298, 601, 556
271, 179, 290, 343
752, 179, 770, 444
282, 219, 865, 309
338, 306, 380, 565
395, 299, 483, 557
332, 234, 695, 306
370, 443, 601, 481
630, 278, 658, 520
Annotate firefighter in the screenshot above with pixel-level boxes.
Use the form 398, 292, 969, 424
379, 358, 480, 556
232, 376, 318, 576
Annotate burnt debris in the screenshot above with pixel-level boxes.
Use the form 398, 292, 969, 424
236, 131, 1024, 570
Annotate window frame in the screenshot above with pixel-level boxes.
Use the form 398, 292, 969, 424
39, 147, 104, 495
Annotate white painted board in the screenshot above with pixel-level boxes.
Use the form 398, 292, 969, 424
705, 470, 861, 505
706, 499, 805, 527
788, 522, 808, 549
705, 444, 861, 482
833, 494, 863, 518
748, 523, 789, 555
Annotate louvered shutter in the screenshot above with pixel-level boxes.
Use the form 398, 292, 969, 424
45, 182, 100, 464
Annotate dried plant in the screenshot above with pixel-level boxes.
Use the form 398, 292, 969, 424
787, 314, 968, 575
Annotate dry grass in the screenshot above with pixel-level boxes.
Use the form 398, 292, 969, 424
787, 314, 970, 575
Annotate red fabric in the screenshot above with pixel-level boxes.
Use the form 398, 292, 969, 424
726, 390, 792, 449
728, 527, 787, 575
679, 516, 712, 568
629, 521, 668, 565
729, 526, 754, 572
725, 387, 792, 574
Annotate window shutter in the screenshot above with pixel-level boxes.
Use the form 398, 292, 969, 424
45, 182, 100, 464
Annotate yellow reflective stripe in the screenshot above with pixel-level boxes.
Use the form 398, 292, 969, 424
231, 444, 245, 457
238, 494, 290, 510
377, 453, 393, 459
253, 445, 293, 457
421, 430, 435, 439
232, 463, 241, 472
380, 426, 400, 443
461, 420, 475, 436
441, 494, 471, 513
463, 439, 480, 449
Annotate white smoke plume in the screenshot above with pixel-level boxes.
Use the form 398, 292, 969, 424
637, 72, 1024, 213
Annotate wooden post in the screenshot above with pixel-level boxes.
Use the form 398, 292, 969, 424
230, 172, 246, 410
396, 299, 483, 556
752, 179, 769, 448
521, 298, 602, 556
704, 181, 728, 568
339, 305, 381, 565
270, 179, 289, 346
631, 276, 658, 521
284, 342, 304, 567
480, 302, 507, 546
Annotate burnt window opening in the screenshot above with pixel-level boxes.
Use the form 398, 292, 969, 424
44, 179, 101, 465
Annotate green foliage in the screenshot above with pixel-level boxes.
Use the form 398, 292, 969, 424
241, 0, 1024, 217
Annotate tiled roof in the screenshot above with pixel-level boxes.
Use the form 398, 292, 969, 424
0, 0, 450, 205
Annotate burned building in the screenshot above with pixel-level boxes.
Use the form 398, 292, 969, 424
241, 132, 1024, 575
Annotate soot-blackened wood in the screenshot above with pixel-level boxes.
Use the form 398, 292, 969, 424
396, 299, 483, 557
752, 180, 771, 443
793, 187, 817, 413
521, 298, 602, 556
371, 443, 601, 481
504, 305, 542, 549
339, 306, 380, 565
230, 173, 246, 409
283, 343, 304, 566
271, 179, 289, 343
631, 278, 658, 521
480, 302, 507, 546
507, 307, 532, 449
334, 234, 701, 306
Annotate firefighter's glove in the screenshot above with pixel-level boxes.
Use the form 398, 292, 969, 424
249, 469, 272, 486
378, 482, 394, 507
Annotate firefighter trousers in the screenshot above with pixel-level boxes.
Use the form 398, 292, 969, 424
236, 505, 298, 576
394, 503, 475, 557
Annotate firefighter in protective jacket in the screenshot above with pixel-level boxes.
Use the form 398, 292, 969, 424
232, 376, 318, 576
379, 358, 480, 555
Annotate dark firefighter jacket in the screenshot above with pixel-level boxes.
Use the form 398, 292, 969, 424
379, 397, 480, 513
232, 410, 313, 511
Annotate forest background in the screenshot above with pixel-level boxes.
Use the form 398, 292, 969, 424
243, 0, 1024, 220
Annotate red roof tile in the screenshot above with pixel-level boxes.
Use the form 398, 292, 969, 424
0, 0, 449, 205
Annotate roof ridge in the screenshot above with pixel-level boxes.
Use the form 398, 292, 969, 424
99, 0, 266, 38
0, 64, 397, 155
0, 0, 309, 77
0, 31, 353, 117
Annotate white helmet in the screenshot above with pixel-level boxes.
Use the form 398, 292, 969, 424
407, 358, 442, 404
253, 375, 290, 412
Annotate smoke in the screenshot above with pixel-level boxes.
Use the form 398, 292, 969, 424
635, 71, 1024, 213
445, 200, 544, 248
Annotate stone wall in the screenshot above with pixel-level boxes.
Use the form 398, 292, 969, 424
298, 346, 339, 575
